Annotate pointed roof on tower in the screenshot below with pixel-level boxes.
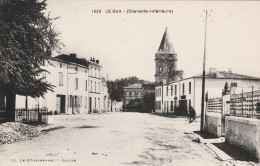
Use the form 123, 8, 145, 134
158, 27, 176, 54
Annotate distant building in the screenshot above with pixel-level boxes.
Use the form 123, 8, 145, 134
15, 53, 110, 114
154, 28, 260, 115
101, 77, 110, 112
123, 83, 155, 106
123, 84, 143, 105
111, 100, 123, 112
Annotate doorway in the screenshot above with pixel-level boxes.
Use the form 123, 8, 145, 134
56, 95, 65, 113
179, 100, 188, 116
89, 97, 92, 113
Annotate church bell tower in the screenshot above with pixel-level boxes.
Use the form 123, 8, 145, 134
155, 28, 183, 86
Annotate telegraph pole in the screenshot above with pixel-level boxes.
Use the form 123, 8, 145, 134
200, 10, 210, 132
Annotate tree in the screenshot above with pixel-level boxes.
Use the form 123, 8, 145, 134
0, 0, 62, 121
107, 76, 151, 101
143, 92, 155, 113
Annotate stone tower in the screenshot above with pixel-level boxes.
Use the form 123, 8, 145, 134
155, 28, 183, 86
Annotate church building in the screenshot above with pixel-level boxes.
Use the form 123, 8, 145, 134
155, 28, 260, 115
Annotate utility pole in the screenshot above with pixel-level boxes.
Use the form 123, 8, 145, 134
200, 10, 211, 132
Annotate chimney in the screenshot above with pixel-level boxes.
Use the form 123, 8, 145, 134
209, 68, 217, 78
96, 60, 99, 64
69, 53, 77, 59
228, 68, 232, 73
91, 57, 95, 62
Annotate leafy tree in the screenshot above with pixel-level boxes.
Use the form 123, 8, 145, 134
107, 76, 151, 101
143, 92, 155, 113
0, 0, 62, 121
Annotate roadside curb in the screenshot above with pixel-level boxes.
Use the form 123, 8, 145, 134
192, 132, 234, 161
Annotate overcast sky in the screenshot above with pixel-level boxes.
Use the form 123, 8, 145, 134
47, 1, 260, 82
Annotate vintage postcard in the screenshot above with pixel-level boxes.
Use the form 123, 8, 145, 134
0, 0, 260, 166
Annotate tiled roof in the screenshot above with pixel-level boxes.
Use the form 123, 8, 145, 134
53, 54, 89, 68
124, 83, 143, 89
193, 71, 260, 80
157, 27, 176, 54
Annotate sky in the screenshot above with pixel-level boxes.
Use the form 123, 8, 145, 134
47, 0, 260, 82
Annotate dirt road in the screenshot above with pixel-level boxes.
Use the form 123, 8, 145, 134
0, 112, 234, 166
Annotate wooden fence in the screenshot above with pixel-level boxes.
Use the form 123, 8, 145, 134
207, 90, 260, 119
207, 97, 222, 113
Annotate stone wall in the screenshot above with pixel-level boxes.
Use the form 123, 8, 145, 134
205, 112, 222, 137
225, 116, 260, 161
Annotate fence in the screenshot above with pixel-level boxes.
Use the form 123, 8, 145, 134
0, 108, 5, 123
0, 108, 48, 123
206, 90, 260, 119
15, 108, 48, 123
230, 90, 260, 119
207, 97, 222, 113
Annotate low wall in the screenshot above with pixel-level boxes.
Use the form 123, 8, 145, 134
225, 116, 260, 161
205, 112, 222, 137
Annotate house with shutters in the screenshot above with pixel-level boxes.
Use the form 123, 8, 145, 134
15, 53, 110, 114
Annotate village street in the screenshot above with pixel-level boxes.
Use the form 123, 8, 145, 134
0, 112, 249, 166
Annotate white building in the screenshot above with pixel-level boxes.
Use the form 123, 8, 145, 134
16, 54, 109, 114
155, 68, 260, 116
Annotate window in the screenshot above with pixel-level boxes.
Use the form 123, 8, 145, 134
98, 98, 100, 108
69, 95, 72, 108
175, 85, 177, 96
182, 83, 185, 95
95, 68, 96, 77
94, 81, 96, 92
90, 67, 92, 76
85, 80, 88, 91
95, 97, 96, 108
75, 78, 78, 90
166, 86, 168, 96
171, 101, 173, 111
85, 70, 88, 76
98, 82, 100, 93
189, 82, 191, 94
126, 91, 129, 96
98, 69, 100, 78
171, 85, 173, 96
60, 63, 62, 68
59, 72, 63, 86
156, 101, 161, 109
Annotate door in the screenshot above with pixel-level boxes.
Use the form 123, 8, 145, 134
179, 100, 188, 116
60, 95, 65, 113
89, 97, 92, 113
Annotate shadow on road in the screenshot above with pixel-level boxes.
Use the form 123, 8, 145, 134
74, 125, 99, 129
193, 130, 218, 139
213, 142, 258, 162
194, 131, 258, 162
151, 113, 187, 119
